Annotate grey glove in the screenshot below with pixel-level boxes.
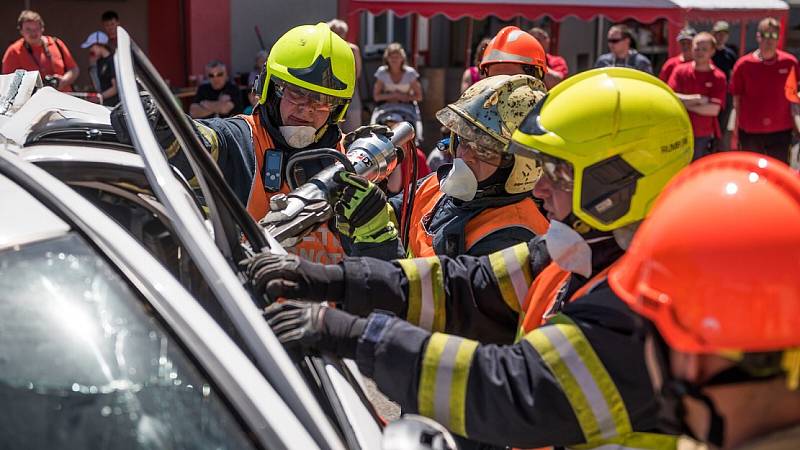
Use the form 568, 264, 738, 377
110, 92, 174, 147
263, 300, 366, 359
240, 252, 345, 303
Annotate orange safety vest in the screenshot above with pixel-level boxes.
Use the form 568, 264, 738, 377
407, 175, 549, 257
240, 113, 344, 264
517, 263, 613, 338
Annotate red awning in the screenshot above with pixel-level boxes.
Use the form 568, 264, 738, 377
337, 0, 790, 58
339, 0, 788, 25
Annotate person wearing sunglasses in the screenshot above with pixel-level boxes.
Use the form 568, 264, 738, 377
189, 60, 242, 119
112, 23, 360, 264
731, 17, 799, 164
252, 68, 700, 449
594, 24, 653, 74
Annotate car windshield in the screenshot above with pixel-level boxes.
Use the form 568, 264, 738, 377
0, 232, 259, 450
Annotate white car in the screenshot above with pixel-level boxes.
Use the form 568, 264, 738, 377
0, 27, 455, 450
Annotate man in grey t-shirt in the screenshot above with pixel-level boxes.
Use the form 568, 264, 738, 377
595, 24, 653, 74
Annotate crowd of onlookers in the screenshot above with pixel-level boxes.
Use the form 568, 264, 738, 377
3, 8, 798, 167
2, 9, 120, 106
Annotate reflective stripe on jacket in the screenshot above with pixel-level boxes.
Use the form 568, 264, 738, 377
240, 113, 344, 263
407, 175, 549, 258
523, 314, 679, 449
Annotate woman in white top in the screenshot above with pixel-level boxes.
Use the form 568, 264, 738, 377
371, 42, 424, 142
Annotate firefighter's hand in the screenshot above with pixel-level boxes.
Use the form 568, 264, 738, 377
263, 300, 366, 358
343, 124, 394, 149
110, 92, 174, 147
334, 172, 397, 244
240, 252, 344, 303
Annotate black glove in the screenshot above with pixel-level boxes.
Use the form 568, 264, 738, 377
263, 300, 366, 359
241, 252, 345, 303
110, 92, 174, 147
342, 124, 394, 149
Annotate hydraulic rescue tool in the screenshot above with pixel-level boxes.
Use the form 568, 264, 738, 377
262, 122, 415, 245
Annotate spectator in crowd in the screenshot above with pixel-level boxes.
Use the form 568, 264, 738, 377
244, 50, 268, 114
731, 17, 800, 163
712, 21, 739, 150
328, 19, 363, 133
2, 10, 79, 92
101, 10, 120, 53
190, 60, 243, 119
668, 32, 727, 160
595, 24, 652, 73
529, 27, 569, 88
372, 43, 423, 141
460, 37, 490, 92
712, 21, 738, 79
659, 26, 695, 82
81, 31, 118, 107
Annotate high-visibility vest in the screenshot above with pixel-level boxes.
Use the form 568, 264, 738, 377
516, 264, 613, 340
240, 113, 344, 264
407, 175, 549, 258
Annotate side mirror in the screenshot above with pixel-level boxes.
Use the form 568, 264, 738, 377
382, 414, 458, 450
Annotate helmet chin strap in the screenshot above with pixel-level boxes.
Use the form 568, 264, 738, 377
664, 378, 726, 448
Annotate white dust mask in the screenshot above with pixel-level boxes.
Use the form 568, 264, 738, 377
544, 220, 593, 278
279, 125, 317, 148
439, 158, 478, 202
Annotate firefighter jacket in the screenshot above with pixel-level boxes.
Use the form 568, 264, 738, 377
340, 235, 623, 345
349, 165, 549, 261
167, 110, 346, 263
351, 283, 684, 449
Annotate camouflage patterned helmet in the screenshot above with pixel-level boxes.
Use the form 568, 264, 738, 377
436, 74, 547, 193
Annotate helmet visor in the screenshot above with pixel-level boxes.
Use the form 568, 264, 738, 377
273, 78, 349, 112
450, 132, 505, 167
508, 140, 573, 191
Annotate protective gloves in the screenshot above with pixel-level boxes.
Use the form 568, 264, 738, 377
342, 124, 393, 149
110, 92, 175, 148
334, 171, 398, 244
263, 300, 367, 359
241, 252, 345, 303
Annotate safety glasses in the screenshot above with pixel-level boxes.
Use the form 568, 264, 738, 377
274, 79, 346, 113
449, 132, 502, 166
507, 141, 574, 191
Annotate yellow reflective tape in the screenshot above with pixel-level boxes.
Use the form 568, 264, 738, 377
570, 431, 681, 450
489, 248, 522, 313
513, 242, 534, 287
427, 256, 446, 333
524, 328, 603, 442
418, 333, 448, 420
449, 337, 479, 436
397, 258, 422, 326
196, 123, 220, 162
550, 314, 632, 437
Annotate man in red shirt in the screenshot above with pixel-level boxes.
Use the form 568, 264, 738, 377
731, 17, 800, 163
659, 27, 695, 83
668, 32, 727, 160
2, 10, 79, 92
529, 27, 569, 89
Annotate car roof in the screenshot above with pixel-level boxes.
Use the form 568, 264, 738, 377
0, 170, 70, 251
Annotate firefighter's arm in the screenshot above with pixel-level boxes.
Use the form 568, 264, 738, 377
356, 313, 586, 448
343, 239, 550, 344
